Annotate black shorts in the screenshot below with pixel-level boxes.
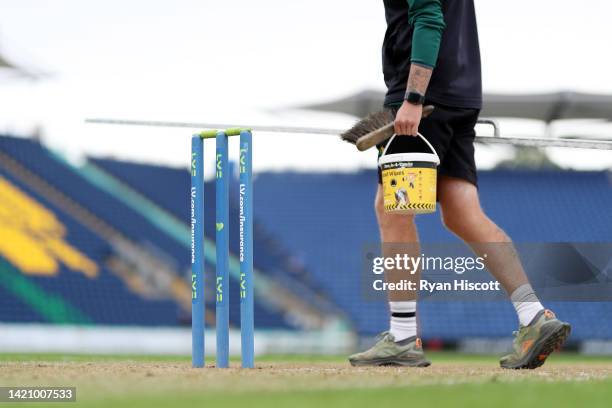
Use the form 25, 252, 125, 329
377, 103, 480, 187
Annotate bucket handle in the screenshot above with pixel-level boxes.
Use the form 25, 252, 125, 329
381, 133, 440, 163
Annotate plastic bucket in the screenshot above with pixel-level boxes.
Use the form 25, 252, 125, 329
378, 133, 440, 214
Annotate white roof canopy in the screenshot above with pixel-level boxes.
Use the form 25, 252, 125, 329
302, 90, 612, 122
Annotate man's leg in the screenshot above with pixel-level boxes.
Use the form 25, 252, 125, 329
438, 175, 570, 369
348, 185, 429, 367
375, 185, 420, 341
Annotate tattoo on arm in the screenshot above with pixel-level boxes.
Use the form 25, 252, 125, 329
407, 63, 433, 95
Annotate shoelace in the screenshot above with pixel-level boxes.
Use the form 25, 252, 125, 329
376, 331, 393, 342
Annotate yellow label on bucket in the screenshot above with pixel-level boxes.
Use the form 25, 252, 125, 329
381, 165, 437, 214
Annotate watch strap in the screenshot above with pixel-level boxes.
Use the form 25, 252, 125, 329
405, 91, 425, 105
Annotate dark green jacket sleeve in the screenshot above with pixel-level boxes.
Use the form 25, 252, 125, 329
407, 0, 446, 68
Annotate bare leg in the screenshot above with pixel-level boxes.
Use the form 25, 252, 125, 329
437, 176, 529, 294
375, 185, 420, 302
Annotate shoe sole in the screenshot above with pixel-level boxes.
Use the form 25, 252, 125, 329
501, 321, 571, 370
349, 357, 431, 367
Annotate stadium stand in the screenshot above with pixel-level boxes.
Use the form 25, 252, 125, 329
0, 146, 180, 325
1, 135, 342, 331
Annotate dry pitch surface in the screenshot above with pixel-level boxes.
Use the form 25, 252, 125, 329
1, 353, 612, 407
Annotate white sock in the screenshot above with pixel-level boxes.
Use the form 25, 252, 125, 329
389, 301, 417, 342
511, 284, 544, 326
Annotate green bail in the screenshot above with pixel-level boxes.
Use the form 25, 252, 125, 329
199, 128, 251, 138
199, 130, 218, 139
225, 128, 251, 136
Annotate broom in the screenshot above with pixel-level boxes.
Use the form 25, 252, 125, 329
341, 105, 435, 151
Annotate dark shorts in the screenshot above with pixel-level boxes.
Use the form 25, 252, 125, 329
377, 103, 480, 187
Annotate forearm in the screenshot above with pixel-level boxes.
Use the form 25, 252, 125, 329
406, 63, 433, 95
395, 64, 432, 135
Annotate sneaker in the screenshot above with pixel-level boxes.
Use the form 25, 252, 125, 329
348, 332, 430, 367
500, 309, 571, 369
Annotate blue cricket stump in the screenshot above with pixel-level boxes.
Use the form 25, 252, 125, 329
192, 128, 254, 368
239, 130, 254, 368
191, 135, 205, 368
215, 131, 230, 368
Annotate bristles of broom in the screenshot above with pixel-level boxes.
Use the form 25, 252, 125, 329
340, 110, 395, 145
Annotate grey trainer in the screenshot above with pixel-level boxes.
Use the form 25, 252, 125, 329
349, 332, 430, 367
500, 309, 571, 369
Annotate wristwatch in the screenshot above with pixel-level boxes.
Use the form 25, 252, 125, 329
405, 91, 425, 106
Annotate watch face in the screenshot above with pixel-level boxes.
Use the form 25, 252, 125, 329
406, 92, 424, 105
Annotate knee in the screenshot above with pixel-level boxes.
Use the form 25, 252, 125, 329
440, 208, 460, 234
440, 205, 483, 236
375, 192, 415, 231
440, 205, 508, 241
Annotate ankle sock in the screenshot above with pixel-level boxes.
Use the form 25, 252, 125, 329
511, 284, 544, 326
389, 301, 417, 341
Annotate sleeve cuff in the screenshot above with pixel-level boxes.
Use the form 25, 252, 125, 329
410, 61, 434, 70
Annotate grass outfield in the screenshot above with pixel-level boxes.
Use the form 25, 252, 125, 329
1, 353, 611, 408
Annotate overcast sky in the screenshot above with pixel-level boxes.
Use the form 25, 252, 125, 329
1, 0, 611, 175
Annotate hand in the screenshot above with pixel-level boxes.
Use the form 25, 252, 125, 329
394, 101, 423, 136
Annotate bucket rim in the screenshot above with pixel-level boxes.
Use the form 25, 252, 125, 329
378, 152, 440, 166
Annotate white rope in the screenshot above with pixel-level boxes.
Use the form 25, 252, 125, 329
85, 118, 612, 150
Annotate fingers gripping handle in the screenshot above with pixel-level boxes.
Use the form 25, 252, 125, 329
356, 105, 434, 152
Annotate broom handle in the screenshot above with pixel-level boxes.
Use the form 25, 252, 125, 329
356, 105, 435, 152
